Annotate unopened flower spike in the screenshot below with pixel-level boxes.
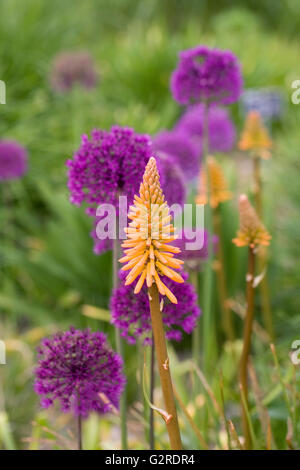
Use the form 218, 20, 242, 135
119, 157, 184, 304
232, 194, 271, 248
196, 155, 232, 208
238, 110, 272, 159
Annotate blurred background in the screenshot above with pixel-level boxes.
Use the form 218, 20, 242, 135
0, 0, 299, 450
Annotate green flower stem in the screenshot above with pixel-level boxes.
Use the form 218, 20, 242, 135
77, 414, 82, 450
113, 233, 128, 450
239, 246, 256, 450
253, 155, 274, 341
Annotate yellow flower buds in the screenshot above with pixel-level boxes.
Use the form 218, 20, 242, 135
119, 157, 184, 304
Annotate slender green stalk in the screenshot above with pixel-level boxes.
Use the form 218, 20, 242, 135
148, 284, 182, 450
253, 155, 274, 340
239, 247, 256, 450
239, 383, 258, 449
113, 232, 128, 450
202, 102, 215, 373
212, 206, 235, 341
149, 338, 155, 449
77, 414, 82, 450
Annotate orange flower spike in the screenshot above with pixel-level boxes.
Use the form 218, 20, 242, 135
196, 155, 233, 208
119, 157, 184, 303
238, 110, 272, 157
232, 194, 271, 248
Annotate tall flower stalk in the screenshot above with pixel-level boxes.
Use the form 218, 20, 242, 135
170, 45, 242, 372
197, 156, 234, 340
201, 102, 215, 372
119, 157, 183, 449
67, 125, 153, 449
239, 111, 274, 339
233, 194, 271, 449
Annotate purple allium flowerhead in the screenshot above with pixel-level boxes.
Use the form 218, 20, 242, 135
111, 271, 201, 345
0, 140, 27, 181
153, 129, 200, 181
176, 104, 236, 153
34, 327, 125, 418
51, 51, 98, 92
171, 45, 243, 106
174, 228, 218, 270
67, 125, 152, 216
156, 151, 186, 209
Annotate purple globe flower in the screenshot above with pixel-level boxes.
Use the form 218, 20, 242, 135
67, 125, 152, 215
171, 45, 243, 106
34, 327, 125, 418
0, 140, 27, 181
156, 151, 186, 208
153, 129, 200, 181
51, 51, 98, 92
111, 271, 201, 345
176, 104, 236, 153
174, 228, 218, 270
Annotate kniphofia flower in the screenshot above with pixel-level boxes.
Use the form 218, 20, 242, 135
238, 110, 272, 158
119, 157, 184, 304
196, 156, 232, 208
34, 327, 125, 417
232, 194, 271, 248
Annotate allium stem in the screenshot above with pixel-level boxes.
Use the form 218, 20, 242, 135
149, 337, 155, 449
212, 206, 235, 341
148, 284, 182, 450
113, 233, 128, 450
239, 247, 256, 450
202, 101, 216, 373
253, 156, 262, 219
191, 270, 200, 366
253, 156, 274, 341
77, 414, 82, 451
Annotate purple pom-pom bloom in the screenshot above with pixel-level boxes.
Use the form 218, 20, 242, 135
171, 45, 243, 106
153, 129, 200, 181
111, 271, 201, 345
0, 140, 27, 181
34, 327, 125, 418
67, 125, 152, 215
51, 51, 98, 92
176, 104, 236, 153
174, 228, 218, 270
